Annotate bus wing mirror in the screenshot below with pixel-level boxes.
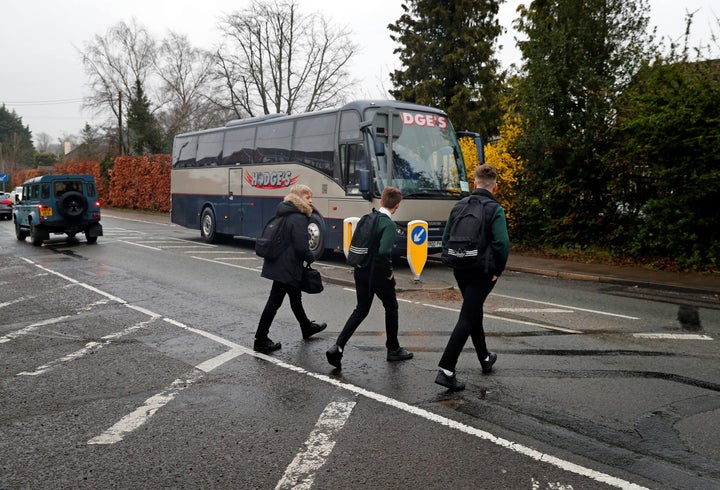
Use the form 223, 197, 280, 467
360, 120, 385, 157
456, 131, 485, 164
373, 138, 385, 157
357, 169, 372, 200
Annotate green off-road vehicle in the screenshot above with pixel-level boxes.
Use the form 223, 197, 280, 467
13, 174, 103, 246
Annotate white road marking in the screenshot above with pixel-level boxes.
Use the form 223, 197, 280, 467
186, 250, 247, 254
633, 333, 713, 340
88, 348, 245, 445
492, 293, 639, 320
191, 255, 261, 272
19, 258, 648, 487
497, 308, 573, 313
0, 316, 71, 344
17, 317, 159, 376
276, 400, 357, 490
121, 240, 162, 251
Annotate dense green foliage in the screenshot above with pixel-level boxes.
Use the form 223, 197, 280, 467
0, 105, 35, 167
388, 0, 504, 140
511, 0, 655, 248
605, 60, 720, 268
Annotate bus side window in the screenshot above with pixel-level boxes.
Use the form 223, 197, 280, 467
196, 131, 223, 167
173, 136, 198, 168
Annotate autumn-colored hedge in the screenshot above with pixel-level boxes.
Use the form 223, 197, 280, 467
10, 155, 170, 213
107, 155, 171, 212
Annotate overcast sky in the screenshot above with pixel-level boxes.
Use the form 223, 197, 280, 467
1, 0, 718, 144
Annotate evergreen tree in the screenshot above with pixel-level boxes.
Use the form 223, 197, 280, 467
0, 104, 35, 167
127, 80, 165, 155
388, 0, 504, 140
512, 0, 655, 247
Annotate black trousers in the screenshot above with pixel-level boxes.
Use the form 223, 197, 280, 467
336, 267, 400, 351
255, 281, 310, 339
438, 269, 497, 372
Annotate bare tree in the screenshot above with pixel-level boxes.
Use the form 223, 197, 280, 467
79, 18, 156, 154
35, 132, 53, 153
153, 31, 221, 134
214, 0, 357, 117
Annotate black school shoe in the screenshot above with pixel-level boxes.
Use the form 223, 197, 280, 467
435, 370, 466, 391
387, 347, 414, 362
254, 338, 282, 353
302, 321, 327, 339
326, 345, 342, 369
480, 352, 497, 374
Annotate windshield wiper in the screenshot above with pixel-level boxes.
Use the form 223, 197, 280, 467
403, 189, 461, 199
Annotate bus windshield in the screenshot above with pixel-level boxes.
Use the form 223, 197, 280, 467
368, 108, 469, 198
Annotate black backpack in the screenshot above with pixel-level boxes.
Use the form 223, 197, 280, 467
255, 215, 287, 260
441, 196, 498, 272
346, 210, 381, 268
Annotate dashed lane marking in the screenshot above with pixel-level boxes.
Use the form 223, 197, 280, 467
276, 399, 357, 490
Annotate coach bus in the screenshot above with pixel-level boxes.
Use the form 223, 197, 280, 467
170, 100, 482, 258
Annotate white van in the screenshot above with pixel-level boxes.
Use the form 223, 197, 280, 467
9, 186, 23, 203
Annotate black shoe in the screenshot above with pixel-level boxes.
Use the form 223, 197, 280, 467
480, 352, 497, 374
302, 321, 327, 339
387, 347, 414, 362
435, 370, 465, 392
254, 338, 281, 353
326, 345, 342, 369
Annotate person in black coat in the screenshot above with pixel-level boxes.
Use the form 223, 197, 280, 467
254, 184, 327, 352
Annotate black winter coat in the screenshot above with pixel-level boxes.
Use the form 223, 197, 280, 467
261, 197, 315, 288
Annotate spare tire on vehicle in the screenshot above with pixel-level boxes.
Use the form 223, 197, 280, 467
58, 191, 88, 219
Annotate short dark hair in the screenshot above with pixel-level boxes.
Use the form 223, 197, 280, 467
381, 186, 402, 209
475, 164, 498, 188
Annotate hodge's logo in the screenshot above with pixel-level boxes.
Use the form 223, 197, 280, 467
245, 170, 298, 189
401, 112, 448, 130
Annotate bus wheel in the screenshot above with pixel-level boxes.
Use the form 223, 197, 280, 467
200, 207, 217, 243
308, 213, 325, 260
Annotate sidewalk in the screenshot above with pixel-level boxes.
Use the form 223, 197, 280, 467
319, 254, 720, 295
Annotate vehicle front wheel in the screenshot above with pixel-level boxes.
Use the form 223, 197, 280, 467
200, 207, 217, 243
308, 213, 325, 260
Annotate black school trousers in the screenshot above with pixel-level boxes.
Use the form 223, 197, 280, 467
336, 266, 400, 351
438, 269, 497, 372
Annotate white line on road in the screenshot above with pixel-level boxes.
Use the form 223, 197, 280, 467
21, 257, 646, 487
88, 348, 245, 445
191, 255, 261, 272
633, 333, 713, 340
0, 315, 71, 344
492, 293, 640, 320
496, 308, 573, 313
17, 317, 158, 376
276, 400, 357, 490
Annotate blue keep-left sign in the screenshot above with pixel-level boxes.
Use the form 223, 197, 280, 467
0, 173, 8, 183
411, 226, 427, 245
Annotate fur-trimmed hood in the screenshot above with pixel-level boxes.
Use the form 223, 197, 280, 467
283, 192, 313, 217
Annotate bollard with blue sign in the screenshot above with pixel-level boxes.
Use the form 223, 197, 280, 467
406, 220, 428, 282
342, 217, 360, 258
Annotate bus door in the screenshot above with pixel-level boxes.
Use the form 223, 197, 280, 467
229, 167, 265, 238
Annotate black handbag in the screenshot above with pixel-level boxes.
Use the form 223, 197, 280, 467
300, 265, 324, 294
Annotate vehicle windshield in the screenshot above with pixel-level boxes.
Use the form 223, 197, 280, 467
368, 109, 469, 198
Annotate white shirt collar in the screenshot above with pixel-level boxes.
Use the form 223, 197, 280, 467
379, 207, 392, 218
